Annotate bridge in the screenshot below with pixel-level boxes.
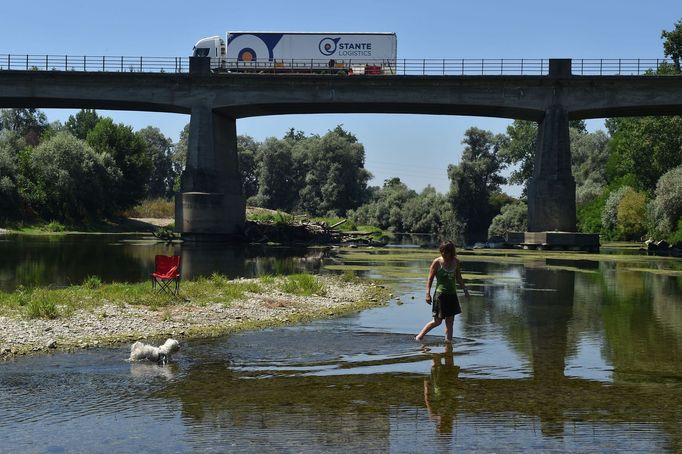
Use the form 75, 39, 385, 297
1, 56, 682, 240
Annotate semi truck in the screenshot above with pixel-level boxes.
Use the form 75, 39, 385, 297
192, 32, 397, 74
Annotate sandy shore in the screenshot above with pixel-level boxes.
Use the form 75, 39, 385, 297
0, 277, 389, 360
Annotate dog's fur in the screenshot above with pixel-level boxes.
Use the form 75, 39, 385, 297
129, 338, 180, 363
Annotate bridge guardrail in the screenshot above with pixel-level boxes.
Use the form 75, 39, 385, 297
0, 54, 677, 76
0, 55, 189, 73
571, 59, 678, 75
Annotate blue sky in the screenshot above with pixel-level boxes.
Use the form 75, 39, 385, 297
1, 1, 679, 195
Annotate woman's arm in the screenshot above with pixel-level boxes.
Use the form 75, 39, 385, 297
425, 259, 438, 303
455, 259, 470, 298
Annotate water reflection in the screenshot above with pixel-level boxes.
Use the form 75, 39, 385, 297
0, 233, 332, 292
423, 343, 461, 434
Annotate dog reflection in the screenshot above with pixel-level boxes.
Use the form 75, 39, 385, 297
423, 343, 461, 434
130, 361, 178, 380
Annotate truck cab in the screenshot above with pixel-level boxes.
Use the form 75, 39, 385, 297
192, 36, 225, 69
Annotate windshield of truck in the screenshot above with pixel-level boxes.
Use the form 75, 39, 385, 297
193, 48, 210, 57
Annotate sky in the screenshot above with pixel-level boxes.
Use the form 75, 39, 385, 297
1, 0, 679, 196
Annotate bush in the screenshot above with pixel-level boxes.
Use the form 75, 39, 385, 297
488, 202, 527, 238
616, 188, 648, 240
601, 186, 630, 239
653, 165, 682, 234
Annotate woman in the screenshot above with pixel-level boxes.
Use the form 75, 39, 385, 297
415, 241, 470, 342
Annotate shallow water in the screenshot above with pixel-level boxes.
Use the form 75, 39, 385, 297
2, 238, 682, 452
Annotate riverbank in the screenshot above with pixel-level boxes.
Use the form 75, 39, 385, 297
0, 274, 390, 360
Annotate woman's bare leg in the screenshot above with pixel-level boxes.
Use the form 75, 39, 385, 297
416, 318, 442, 341
444, 316, 455, 342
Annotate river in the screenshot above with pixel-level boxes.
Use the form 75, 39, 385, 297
1, 233, 682, 452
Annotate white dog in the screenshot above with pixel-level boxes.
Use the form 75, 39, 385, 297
129, 338, 180, 364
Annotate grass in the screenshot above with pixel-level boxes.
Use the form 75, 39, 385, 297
279, 274, 327, 296
121, 198, 175, 218
0, 273, 332, 319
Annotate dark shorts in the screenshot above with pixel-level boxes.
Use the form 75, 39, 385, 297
432, 292, 461, 319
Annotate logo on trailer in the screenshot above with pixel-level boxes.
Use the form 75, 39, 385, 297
319, 37, 341, 56
238, 48, 256, 61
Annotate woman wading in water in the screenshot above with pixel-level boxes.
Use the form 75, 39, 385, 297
415, 241, 470, 342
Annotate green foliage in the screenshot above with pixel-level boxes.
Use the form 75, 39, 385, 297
661, 19, 682, 71
122, 197, 175, 218
86, 118, 152, 211
296, 126, 372, 216
577, 190, 608, 233
351, 178, 416, 232
18, 132, 122, 221
250, 136, 299, 211
0, 131, 21, 217
498, 120, 536, 194
601, 186, 630, 239
448, 127, 506, 241
82, 275, 102, 289
280, 274, 326, 296
488, 202, 527, 237
25, 290, 59, 319
605, 116, 682, 193
137, 126, 176, 198
653, 165, 682, 234
65, 109, 100, 140
669, 219, 682, 243
238, 134, 260, 198
0, 108, 48, 146
616, 188, 648, 240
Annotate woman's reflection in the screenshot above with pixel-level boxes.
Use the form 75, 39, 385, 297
423, 343, 461, 434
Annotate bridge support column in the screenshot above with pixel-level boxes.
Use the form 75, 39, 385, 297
527, 105, 576, 232
175, 105, 245, 241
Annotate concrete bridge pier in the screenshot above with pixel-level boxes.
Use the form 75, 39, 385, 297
175, 104, 245, 241
527, 104, 576, 232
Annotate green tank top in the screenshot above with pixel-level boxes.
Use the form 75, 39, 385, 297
435, 263, 458, 295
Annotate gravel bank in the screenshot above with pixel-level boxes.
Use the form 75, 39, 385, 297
0, 277, 388, 359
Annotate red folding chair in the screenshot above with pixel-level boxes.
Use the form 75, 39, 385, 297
151, 255, 181, 297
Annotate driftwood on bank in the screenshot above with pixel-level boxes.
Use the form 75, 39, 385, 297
242, 220, 385, 246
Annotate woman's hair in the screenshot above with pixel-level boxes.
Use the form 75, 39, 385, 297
439, 241, 456, 256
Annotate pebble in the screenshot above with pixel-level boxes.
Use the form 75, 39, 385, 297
0, 277, 380, 359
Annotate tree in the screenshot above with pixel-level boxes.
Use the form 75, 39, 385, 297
402, 185, 460, 239
488, 202, 527, 238
661, 18, 682, 71
65, 109, 100, 140
19, 132, 121, 220
448, 127, 506, 241
605, 116, 682, 193
0, 131, 21, 218
86, 118, 151, 211
137, 126, 176, 198
296, 126, 372, 216
498, 120, 536, 195
601, 186, 630, 239
653, 165, 682, 234
617, 188, 647, 240
0, 108, 48, 146
250, 137, 299, 211
238, 134, 261, 199
351, 178, 416, 231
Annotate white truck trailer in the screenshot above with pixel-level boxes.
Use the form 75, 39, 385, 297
192, 32, 397, 74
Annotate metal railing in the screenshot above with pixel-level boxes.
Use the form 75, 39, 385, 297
0, 54, 678, 76
571, 58, 677, 75
0, 54, 188, 73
